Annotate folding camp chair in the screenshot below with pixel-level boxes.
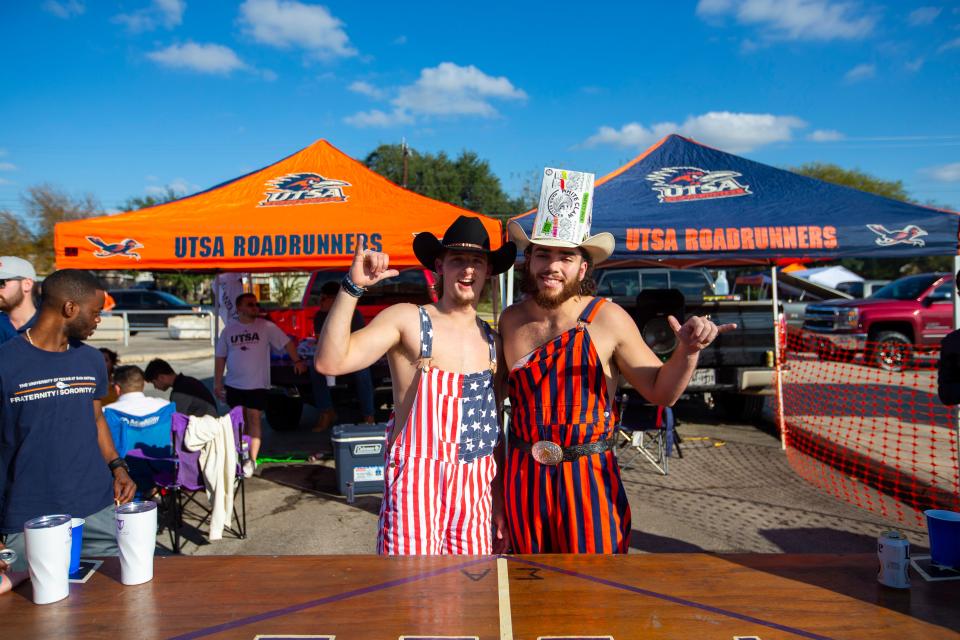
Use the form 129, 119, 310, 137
131, 407, 248, 553
105, 403, 176, 496
615, 393, 681, 475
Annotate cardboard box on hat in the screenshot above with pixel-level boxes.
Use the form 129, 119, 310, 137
533, 168, 595, 246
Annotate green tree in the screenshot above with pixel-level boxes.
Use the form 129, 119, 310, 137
364, 144, 532, 221
121, 186, 182, 212
0, 185, 101, 274
790, 163, 952, 279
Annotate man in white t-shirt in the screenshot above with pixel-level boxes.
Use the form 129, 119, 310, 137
214, 293, 306, 476
107, 365, 172, 416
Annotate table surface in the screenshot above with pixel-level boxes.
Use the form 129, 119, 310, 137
1, 554, 958, 639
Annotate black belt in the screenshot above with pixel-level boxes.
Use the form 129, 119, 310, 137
509, 432, 616, 466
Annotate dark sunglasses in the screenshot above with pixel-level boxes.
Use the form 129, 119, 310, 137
0, 277, 24, 288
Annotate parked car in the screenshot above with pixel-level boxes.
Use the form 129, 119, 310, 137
835, 279, 891, 299
802, 272, 953, 371
108, 289, 197, 328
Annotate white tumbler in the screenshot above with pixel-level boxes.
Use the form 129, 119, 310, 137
115, 501, 157, 585
24, 514, 72, 605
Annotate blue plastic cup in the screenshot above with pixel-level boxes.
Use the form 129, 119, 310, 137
69, 518, 85, 575
924, 509, 960, 568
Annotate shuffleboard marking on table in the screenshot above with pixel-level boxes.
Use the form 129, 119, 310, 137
507, 557, 837, 640
461, 568, 491, 582
498, 557, 514, 640
514, 568, 543, 580
167, 557, 492, 640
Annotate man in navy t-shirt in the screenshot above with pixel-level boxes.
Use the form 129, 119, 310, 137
0, 269, 136, 592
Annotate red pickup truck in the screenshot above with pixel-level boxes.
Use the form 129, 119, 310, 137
802, 272, 955, 371
263, 268, 436, 428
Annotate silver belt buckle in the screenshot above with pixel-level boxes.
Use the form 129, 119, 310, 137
531, 440, 563, 466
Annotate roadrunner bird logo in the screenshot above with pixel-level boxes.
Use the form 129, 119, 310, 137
645, 166, 751, 203
866, 224, 928, 247
85, 236, 144, 260
258, 172, 352, 207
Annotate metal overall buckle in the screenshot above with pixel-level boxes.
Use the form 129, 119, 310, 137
531, 440, 564, 466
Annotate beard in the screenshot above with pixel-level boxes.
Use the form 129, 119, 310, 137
0, 287, 23, 312
531, 273, 581, 310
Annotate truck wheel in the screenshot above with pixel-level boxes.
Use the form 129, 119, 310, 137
869, 331, 912, 372
714, 392, 766, 423
265, 394, 303, 431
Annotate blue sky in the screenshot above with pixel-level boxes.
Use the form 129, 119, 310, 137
2, 0, 959, 217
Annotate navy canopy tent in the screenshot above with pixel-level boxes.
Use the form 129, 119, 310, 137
510, 135, 959, 267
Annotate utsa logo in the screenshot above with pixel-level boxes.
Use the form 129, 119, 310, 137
646, 166, 751, 203
85, 236, 144, 260
259, 172, 352, 207
866, 224, 927, 247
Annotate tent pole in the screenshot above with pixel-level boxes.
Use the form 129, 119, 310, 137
771, 264, 787, 451
506, 266, 515, 306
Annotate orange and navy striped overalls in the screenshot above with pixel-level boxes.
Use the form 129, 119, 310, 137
505, 297, 631, 553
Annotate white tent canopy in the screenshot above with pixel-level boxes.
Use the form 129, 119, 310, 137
788, 265, 863, 289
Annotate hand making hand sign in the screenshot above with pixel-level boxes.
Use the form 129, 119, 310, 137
668, 315, 738, 353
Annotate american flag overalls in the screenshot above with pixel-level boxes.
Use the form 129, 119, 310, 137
376, 306, 500, 555
505, 297, 631, 553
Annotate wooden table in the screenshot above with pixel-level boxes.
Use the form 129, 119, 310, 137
2, 554, 958, 639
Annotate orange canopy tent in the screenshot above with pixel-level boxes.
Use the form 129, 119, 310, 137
54, 140, 504, 272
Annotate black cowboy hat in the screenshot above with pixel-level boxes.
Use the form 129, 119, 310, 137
413, 215, 517, 276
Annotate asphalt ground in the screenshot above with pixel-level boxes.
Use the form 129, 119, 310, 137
111, 335, 935, 558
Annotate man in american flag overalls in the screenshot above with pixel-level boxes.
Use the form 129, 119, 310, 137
499, 169, 735, 554
315, 216, 516, 555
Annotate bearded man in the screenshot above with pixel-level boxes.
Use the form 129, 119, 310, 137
0, 257, 39, 345
501, 208, 734, 554
315, 216, 516, 555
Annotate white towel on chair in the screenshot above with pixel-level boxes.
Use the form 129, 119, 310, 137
183, 414, 237, 541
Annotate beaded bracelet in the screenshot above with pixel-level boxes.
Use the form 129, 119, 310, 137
341, 274, 367, 298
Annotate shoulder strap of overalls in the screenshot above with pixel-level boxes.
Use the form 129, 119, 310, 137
417, 306, 433, 370
577, 297, 607, 325
476, 317, 497, 374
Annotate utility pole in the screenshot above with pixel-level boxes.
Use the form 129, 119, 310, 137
401, 137, 409, 189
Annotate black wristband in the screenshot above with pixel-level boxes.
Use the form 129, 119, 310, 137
341, 274, 367, 298
108, 457, 129, 473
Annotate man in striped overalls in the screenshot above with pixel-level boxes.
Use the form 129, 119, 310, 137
315, 216, 516, 555
500, 172, 735, 554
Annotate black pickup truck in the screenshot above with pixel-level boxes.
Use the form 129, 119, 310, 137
595, 267, 781, 421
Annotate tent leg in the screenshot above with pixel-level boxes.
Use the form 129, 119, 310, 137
771, 265, 787, 451
506, 267, 515, 307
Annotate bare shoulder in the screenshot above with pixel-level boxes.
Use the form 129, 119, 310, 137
371, 302, 420, 327
499, 300, 531, 333
593, 299, 640, 336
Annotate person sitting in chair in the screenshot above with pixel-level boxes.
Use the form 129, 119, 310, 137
107, 365, 172, 417
144, 358, 218, 417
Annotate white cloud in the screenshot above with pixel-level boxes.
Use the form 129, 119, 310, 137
844, 63, 875, 82
344, 62, 526, 128
239, 0, 356, 59
114, 0, 185, 32
939, 37, 960, 53
393, 62, 526, 117
908, 6, 941, 26
923, 162, 960, 182
42, 0, 85, 19
147, 42, 247, 74
348, 80, 385, 99
697, 0, 876, 42
905, 57, 925, 72
344, 109, 413, 128
584, 111, 806, 153
808, 129, 845, 141
393, 35, 407, 45
0, 162, 16, 171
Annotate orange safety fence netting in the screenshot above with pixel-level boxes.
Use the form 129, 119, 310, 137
776, 328, 960, 528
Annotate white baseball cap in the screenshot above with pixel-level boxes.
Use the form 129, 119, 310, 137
0, 256, 37, 280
